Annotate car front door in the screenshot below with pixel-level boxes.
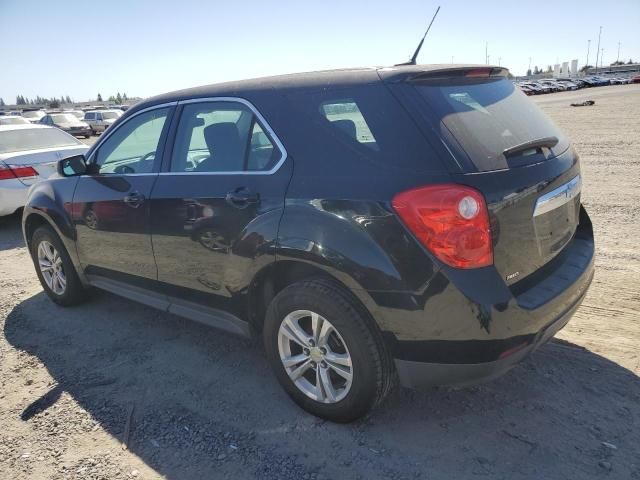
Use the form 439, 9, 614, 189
72, 105, 174, 286
149, 99, 291, 318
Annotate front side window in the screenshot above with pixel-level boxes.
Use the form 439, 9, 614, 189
170, 101, 281, 173
102, 111, 119, 120
94, 108, 169, 174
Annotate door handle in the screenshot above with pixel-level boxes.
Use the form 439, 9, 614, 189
225, 187, 259, 209
123, 191, 145, 208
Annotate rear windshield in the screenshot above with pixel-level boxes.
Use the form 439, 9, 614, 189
414, 78, 568, 172
0, 128, 81, 154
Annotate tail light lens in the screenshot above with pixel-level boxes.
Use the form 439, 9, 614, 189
392, 184, 493, 269
0, 163, 38, 180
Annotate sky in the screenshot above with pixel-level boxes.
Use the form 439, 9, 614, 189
1, 0, 639, 103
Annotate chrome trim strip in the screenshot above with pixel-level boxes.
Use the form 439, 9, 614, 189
533, 175, 581, 217
85, 101, 178, 164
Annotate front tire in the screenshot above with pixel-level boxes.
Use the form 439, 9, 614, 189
31, 225, 87, 306
264, 279, 392, 422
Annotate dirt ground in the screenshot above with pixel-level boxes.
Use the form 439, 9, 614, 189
1, 85, 639, 480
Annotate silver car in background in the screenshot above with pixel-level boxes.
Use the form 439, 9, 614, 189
0, 116, 31, 126
83, 109, 122, 134
0, 125, 89, 217
21, 110, 46, 124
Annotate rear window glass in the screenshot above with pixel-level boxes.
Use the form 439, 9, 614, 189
0, 128, 81, 154
414, 78, 568, 172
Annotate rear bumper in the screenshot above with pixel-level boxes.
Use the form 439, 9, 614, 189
380, 207, 595, 388
394, 281, 589, 388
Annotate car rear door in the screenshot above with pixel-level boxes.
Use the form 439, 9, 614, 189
72, 105, 174, 285
149, 98, 291, 319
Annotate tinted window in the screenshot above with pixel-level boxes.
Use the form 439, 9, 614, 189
95, 108, 169, 174
0, 128, 81, 154
320, 99, 378, 150
285, 85, 440, 173
413, 78, 568, 172
170, 102, 281, 173
85, 112, 95, 120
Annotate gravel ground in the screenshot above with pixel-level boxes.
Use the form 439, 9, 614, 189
1, 84, 639, 480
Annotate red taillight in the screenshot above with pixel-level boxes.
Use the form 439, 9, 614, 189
392, 184, 493, 269
0, 164, 38, 180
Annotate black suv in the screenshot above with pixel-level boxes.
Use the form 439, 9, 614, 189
22, 65, 594, 422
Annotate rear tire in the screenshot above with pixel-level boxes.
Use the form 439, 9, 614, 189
30, 225, 87, 306
264, 279, 392, 422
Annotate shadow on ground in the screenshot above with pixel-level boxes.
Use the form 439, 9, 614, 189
0, 212, 25, 251
4, 291, 640, 479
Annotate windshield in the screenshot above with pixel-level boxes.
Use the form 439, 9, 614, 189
0, 128, 81, 154
414, 78, 568, 172
70, 111, 84, 119
102, 111, 120, 119
22, 111, 44, 119
51, 114, 78, 123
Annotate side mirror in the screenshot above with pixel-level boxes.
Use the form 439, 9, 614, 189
57, 154, 87, 177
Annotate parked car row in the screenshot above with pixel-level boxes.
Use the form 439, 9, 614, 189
0, 107, 124, 137
516, 73, 639, 95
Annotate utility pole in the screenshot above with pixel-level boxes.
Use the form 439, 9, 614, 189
451, 55, 454, 64
601, 48, 605, 69
528, 57, 532, 73
617, 41, 621, 64
586, 40, 591, 69
498, 56, 501, 66
595, 26, 602, 74
485, 42, 488, 64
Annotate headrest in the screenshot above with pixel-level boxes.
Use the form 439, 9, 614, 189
331, 119, 357, 139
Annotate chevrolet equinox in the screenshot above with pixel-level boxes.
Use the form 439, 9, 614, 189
22, 65, 595, 422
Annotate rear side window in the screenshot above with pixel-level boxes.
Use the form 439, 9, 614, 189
284, 85, 442, 173
413, 78, 568, 172
85, 112, 95, 120
170, 101, 282, 173
320, 100, 378, 150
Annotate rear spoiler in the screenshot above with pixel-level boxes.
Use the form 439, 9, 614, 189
378, 65, 509, 84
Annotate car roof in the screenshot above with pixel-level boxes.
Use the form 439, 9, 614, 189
85, 109, 120, 113
0, 124, 54, 132
132, 64, 503, 113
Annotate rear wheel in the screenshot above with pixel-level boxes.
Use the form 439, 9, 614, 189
31, 225, 87, 306
264, 279, 392, 422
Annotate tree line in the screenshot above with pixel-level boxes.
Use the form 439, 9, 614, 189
1, 92, 131, 108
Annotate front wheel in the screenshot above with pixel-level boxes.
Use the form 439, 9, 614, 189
31, 225, 87, 306
264, 279, 393, 422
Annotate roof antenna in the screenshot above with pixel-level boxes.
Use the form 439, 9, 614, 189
396, 6, 441, 66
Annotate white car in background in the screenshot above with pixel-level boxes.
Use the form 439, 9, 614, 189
21, 110, 46, 124
0, 125, 89, 217
83, 109, 122, 134
0, 116, 31, 126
